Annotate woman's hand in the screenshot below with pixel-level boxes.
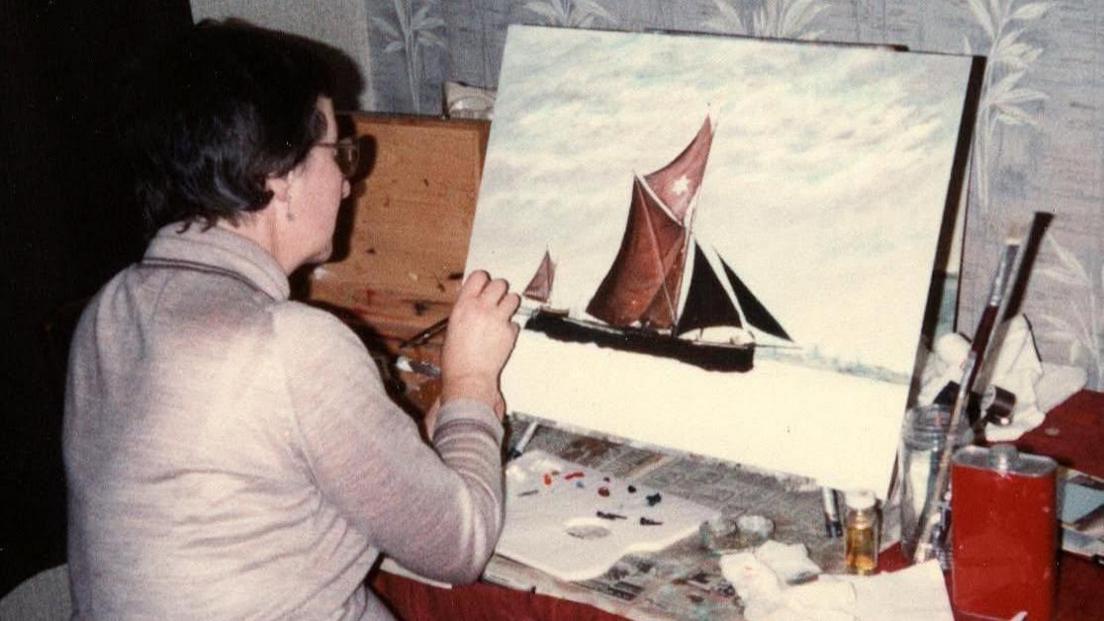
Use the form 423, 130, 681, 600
439, 271, 520, 419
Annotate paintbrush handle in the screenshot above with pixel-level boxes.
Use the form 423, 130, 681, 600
400, 316, 450, 349
913, 356, 975, 562
913, 239, 1023, 564
507, 420, 540, 461
962, 244, 1019, 389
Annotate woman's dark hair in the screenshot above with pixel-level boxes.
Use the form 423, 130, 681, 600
124, 19, 336, 233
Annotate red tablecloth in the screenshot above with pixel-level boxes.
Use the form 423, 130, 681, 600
373, 391, 1104, 620
1013, 390, 1104, 477
371, 572, 625, 621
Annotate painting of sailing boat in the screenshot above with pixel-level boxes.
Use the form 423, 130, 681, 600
523, 114, 791, 371
466, 26, 976, 495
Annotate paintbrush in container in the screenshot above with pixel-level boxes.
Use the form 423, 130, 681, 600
912, 213, 1046, 564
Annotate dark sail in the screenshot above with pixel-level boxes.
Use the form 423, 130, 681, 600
720, 256, 792, 341
676, 243, 743, 335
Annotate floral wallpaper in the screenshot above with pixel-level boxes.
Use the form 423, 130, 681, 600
364, 0, 1103, 390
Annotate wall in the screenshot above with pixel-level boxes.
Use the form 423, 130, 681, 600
190, 0, 375, 111
362, 0, 1103, 390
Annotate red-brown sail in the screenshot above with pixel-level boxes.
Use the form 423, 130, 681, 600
523, 250, 556, 303
643, 116, 714, 225
586, 176, 686, 328
586, 116, 715, 328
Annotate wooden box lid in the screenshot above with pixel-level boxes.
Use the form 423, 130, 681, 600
304, 113, 489, 354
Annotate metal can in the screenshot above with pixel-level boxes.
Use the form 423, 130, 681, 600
951, 444, 1057, 620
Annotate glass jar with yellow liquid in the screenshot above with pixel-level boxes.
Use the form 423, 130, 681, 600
844, 490, 879, 575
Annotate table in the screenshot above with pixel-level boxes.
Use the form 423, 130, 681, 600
371, 391, 1104, 620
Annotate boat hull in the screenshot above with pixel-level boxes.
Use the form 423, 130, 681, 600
524, 310, 754, 373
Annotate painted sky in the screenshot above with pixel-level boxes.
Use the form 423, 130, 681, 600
466, 26, 974, 374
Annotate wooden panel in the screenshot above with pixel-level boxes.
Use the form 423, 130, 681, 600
305, 113, 489, 353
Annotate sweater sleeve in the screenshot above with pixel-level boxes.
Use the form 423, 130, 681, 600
272, 304, 504, 584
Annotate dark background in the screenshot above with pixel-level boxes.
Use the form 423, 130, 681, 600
2, 0, 194, 596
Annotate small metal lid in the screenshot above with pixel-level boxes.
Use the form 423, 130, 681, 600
952, 444, 1056, 476
988, 444, 1018, 471
845, 489, 875, 510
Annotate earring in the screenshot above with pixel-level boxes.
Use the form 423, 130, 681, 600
286, 192, 295, 221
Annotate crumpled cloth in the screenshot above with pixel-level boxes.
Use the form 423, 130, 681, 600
720, 545, 846, 621
720, 546, 952, 621
916, 314, 1086, 441
753, 541, 823, 584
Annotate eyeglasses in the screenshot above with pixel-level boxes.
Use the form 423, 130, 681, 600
315, 138, 359, 178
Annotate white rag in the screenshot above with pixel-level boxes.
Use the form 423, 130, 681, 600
916, 314, 1086, 441
720, 550, 953, 621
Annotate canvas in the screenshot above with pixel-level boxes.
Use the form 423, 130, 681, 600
466, 25, 976, 496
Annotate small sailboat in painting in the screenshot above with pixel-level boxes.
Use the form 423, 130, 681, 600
523, 250, 556, 304
523, 114, 793, 371
522, 249, 570, 317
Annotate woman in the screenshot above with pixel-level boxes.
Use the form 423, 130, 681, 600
64, 20, 519, 619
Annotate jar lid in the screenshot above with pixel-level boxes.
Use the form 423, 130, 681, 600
845, 489, 875, 510
902, 403, 972, 448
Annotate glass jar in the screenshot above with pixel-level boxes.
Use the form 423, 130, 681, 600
896, 403, 974, 560
845, 490, 879, 575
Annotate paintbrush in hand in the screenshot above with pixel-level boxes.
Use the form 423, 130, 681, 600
399, 316, 449, 349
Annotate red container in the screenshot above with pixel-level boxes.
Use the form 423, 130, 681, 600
951, 444, 1057, 620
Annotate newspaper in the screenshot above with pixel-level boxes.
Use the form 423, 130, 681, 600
1059, 467, 1104, 560
484, 415, 848, 620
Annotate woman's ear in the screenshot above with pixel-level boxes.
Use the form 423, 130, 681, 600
265, 174, 292, 204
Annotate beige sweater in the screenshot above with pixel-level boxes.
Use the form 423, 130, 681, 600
64, 223, 504, 620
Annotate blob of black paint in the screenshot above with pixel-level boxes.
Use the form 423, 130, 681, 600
640, 517, 663, 526
646, 492, 662, 506
627, 485, 637, 493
